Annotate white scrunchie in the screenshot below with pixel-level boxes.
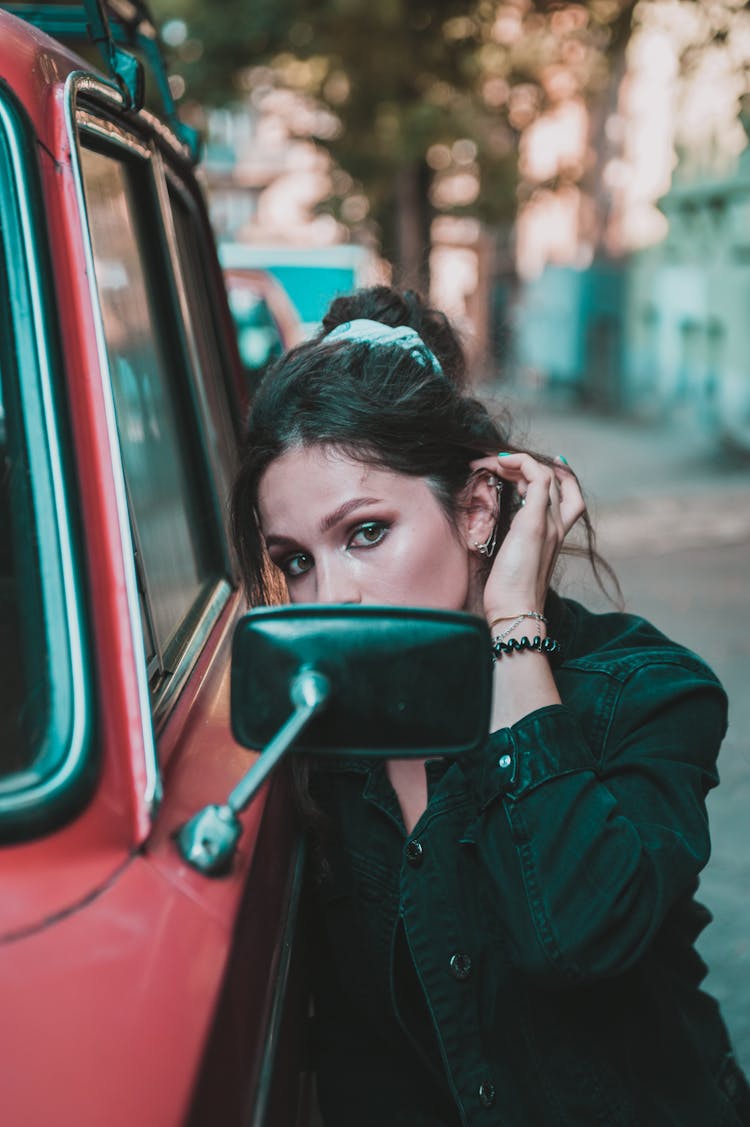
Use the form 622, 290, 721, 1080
324, 318, 443, 374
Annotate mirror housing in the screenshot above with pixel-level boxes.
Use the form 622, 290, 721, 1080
178, 606, 491, 875
231, 604, 492, 758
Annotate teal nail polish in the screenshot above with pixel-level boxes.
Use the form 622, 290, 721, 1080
497, 451, 510, 457
557, 454, 569, 465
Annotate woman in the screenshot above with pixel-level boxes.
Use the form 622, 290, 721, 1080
231, 286, 750, 1126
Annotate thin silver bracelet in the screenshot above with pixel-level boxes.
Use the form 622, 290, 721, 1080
490, 611, 547, 644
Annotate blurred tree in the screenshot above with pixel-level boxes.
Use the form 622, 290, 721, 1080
152, 0, 635, 287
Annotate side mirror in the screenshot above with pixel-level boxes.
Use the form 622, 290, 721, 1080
177, 606, 491, 874
232, 604, 492, 756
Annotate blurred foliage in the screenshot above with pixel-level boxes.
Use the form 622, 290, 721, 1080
150, 0, 636, 275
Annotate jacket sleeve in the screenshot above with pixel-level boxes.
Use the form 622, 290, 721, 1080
457, 658, 728, 984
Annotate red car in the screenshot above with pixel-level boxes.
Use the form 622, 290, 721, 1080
0, 4, 309, 1124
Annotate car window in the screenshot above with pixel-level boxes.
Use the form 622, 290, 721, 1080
0, 343, 41, 778
0, 94, 92, 830
166, 176, 241, 452
79, 139, 227, 681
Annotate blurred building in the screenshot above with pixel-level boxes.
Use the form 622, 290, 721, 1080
201, 97, 493, 369
193, 2, 750, 438
508, 0, 750, 452
623, 119, 750, 450
200, 84, 386, 337
202, 86, 343, 248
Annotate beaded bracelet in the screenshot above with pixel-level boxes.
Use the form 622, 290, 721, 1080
491, 634, 562, 663
491, 611, 548, 646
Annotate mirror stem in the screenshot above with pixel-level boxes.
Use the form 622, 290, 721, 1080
228, 669, 329, 813
177, 669, 330, 875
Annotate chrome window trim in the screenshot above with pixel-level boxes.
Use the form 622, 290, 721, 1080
122, 473, 164, 674
150, 577, 233, 730
76, 109, 151, 159
66, 72, 234, 773
65, 70, 162, 813
0, 95, 90, 807
139, 107, 195, 166
71, 75, 191, 165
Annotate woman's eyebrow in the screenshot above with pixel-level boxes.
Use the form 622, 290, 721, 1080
320, 497, 382, 533
264, 497, 382, 549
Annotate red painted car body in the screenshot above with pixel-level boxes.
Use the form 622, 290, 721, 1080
0, 9, 307, 1126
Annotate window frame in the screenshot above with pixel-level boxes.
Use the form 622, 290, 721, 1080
0, 86, 95, 838
68, 75, 238, 738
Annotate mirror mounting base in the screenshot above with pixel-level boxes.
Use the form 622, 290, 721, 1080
176, 803, 241, 876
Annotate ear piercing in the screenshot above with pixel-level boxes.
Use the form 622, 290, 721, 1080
473, 475, 503, 557
474, 528, 497, 557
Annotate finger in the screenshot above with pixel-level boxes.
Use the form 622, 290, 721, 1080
493, 451, 543, 480
554, 462, 586, 532
505, 457, 556, 520
469, 455, 507, 476
495, 450, 563, 496
494, 452, 580, 529
547, 473, 563, 531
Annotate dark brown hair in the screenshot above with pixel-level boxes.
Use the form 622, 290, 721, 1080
230, 285, 619, 834
230, 284, 618, 608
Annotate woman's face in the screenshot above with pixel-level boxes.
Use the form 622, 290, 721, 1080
257, 444, 475, 610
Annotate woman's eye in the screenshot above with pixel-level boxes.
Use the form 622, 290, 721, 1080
349, 521, 389, 549
283, 552, 313, 578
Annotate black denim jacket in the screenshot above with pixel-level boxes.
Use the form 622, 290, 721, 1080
308, 592, 750, 1126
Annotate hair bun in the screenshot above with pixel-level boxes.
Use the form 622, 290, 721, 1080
321, 285, 466, 387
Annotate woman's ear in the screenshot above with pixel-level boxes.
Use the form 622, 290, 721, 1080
461, 471, 501, 553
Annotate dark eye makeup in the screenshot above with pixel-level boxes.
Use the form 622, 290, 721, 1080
281, 551, 314, 579
275, 520, 391, 581
347, 520, 390, 549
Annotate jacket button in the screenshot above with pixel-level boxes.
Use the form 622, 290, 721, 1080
478, 1080, 496, 1108
405, 839, 424, 866
498, 753, 512, 769
449, 952, 472, 980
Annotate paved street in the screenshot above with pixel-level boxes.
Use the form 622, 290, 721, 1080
489, 395, 750, 1076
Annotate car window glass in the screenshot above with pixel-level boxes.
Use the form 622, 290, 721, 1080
167, 179, 240, 457
79, 144, 221, 667
0, 94, 93, 832
0, 364, 43, 777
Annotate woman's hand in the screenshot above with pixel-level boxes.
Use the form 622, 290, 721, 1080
469, 452, 586, 623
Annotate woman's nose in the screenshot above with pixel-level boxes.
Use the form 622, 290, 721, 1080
315, 559, 361, 605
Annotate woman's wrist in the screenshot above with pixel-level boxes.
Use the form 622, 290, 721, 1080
489, 631, 562, 729
487, 610, 562, 667
487, 610, 548, 640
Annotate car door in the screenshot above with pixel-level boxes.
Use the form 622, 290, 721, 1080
0, 23, 311, 1126
70, 79, 312, 1126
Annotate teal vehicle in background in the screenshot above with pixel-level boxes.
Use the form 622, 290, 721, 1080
223, 266, 304, 398
220, 242, 380, 339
